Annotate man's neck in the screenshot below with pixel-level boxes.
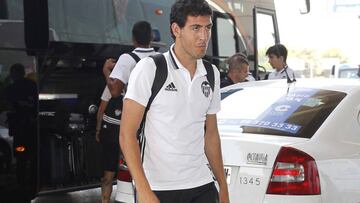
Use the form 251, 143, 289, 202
276, 63, 287, 72
173, 44, 197, 77
136, 44, 151, 49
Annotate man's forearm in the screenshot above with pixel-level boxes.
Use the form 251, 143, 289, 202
205, 133, 229, 202
102, 58, 121, 96
205, 133, 228, 190
119, 132, 152, 194
96, 112, 103, 132
106, 78, 123, 97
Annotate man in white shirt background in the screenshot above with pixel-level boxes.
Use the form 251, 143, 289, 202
100, 20, 157, 203
266, 44, 296, 82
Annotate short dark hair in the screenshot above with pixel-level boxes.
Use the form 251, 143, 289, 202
228, 53, 249, 66
228, 53, 249, 71
170, 0, 212, 40
265, 44, 288, 63
132, 21, 152, 46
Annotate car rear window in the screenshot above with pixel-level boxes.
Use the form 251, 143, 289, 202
218, 87, 346, 138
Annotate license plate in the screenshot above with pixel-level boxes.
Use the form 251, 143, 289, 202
224, 166, 231, 184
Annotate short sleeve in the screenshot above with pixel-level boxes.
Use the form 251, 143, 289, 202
109, 53, 137, 84
124, 57, 157, 107
100, 86, 111, 101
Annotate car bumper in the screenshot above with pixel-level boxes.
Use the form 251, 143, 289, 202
263, 194, 322, 203
115, 180, 134, 203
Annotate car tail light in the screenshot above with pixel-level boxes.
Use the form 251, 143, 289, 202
117, 158, 132, 182
266, 146, 321, 195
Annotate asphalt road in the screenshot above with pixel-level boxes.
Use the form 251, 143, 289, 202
31, 186, 116, 203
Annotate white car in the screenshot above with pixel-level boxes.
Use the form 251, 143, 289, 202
115, 78, 360, 203
219, 78, 360, 203
115, 156, 135, 203
331, 64, 360, 79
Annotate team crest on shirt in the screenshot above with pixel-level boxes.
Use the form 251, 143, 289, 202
201, 81, 211, 98
115, 109, 122, 116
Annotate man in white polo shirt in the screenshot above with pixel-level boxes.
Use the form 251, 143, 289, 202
266, 44, 296, 82
100, 21, 157, 203
119, 0, 229, 203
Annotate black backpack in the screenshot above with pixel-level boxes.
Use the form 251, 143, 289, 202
103, 52, 141, 123
137, 54, 215, 161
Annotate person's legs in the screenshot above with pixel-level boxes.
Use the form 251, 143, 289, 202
101, 170, 115, 203
100, 124, 120, 203
153, 182, 218, 203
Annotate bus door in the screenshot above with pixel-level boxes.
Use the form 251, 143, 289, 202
253, 7, 280, 79
208, 10, 243, 78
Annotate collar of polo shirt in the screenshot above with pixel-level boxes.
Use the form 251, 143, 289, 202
168, 44, 207, 77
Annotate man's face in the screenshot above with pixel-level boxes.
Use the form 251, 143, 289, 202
239, 63, 249, 82
173, 15, 212, 59
268, 54, 283, 71
231, 63, 249, 83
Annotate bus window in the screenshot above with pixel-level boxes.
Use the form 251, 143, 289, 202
209, 11, 241, 73
253, 7, 279, 79
47, 0, 173, 49
217, 18, 237, 57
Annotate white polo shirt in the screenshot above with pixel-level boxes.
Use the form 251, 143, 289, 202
268, 66, 296, 80
100, 86, 111, 102
125, 44, 221, 190
110, 47, 157, 86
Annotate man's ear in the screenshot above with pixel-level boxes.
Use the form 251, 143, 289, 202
280, 56, 284, 63
171, 22, 181, 38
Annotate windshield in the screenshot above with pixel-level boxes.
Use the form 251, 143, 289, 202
218, 87, 346, 138
47, 0, 173, 46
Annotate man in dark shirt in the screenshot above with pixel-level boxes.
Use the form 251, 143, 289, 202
220, 53, 254, 88
5, 63, 37, 185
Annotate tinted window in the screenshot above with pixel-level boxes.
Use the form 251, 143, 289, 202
218, 87, 346, 138
48, 0, 173, 47
339, 69, 359, 79
0, 0, 23, 20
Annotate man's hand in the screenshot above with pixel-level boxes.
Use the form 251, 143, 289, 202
219, 186, 230, 203
138, 190, 160, 203
102, 58, 116, 79
95, 130, 100, 143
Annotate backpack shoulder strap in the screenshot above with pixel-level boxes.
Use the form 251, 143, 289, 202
203, 60, 215, 91
147, 54, 167, 110
138, 54, 167, 163
127, 52, 141, 63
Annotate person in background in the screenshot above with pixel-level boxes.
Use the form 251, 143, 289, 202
119, 0, 230, 202
100, 20, 156, 203
5, 63, 37, 185
220, 53, 255, 88
266, 44, 295, 81
103, 21, 157, 98
95, 86, 111, 143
